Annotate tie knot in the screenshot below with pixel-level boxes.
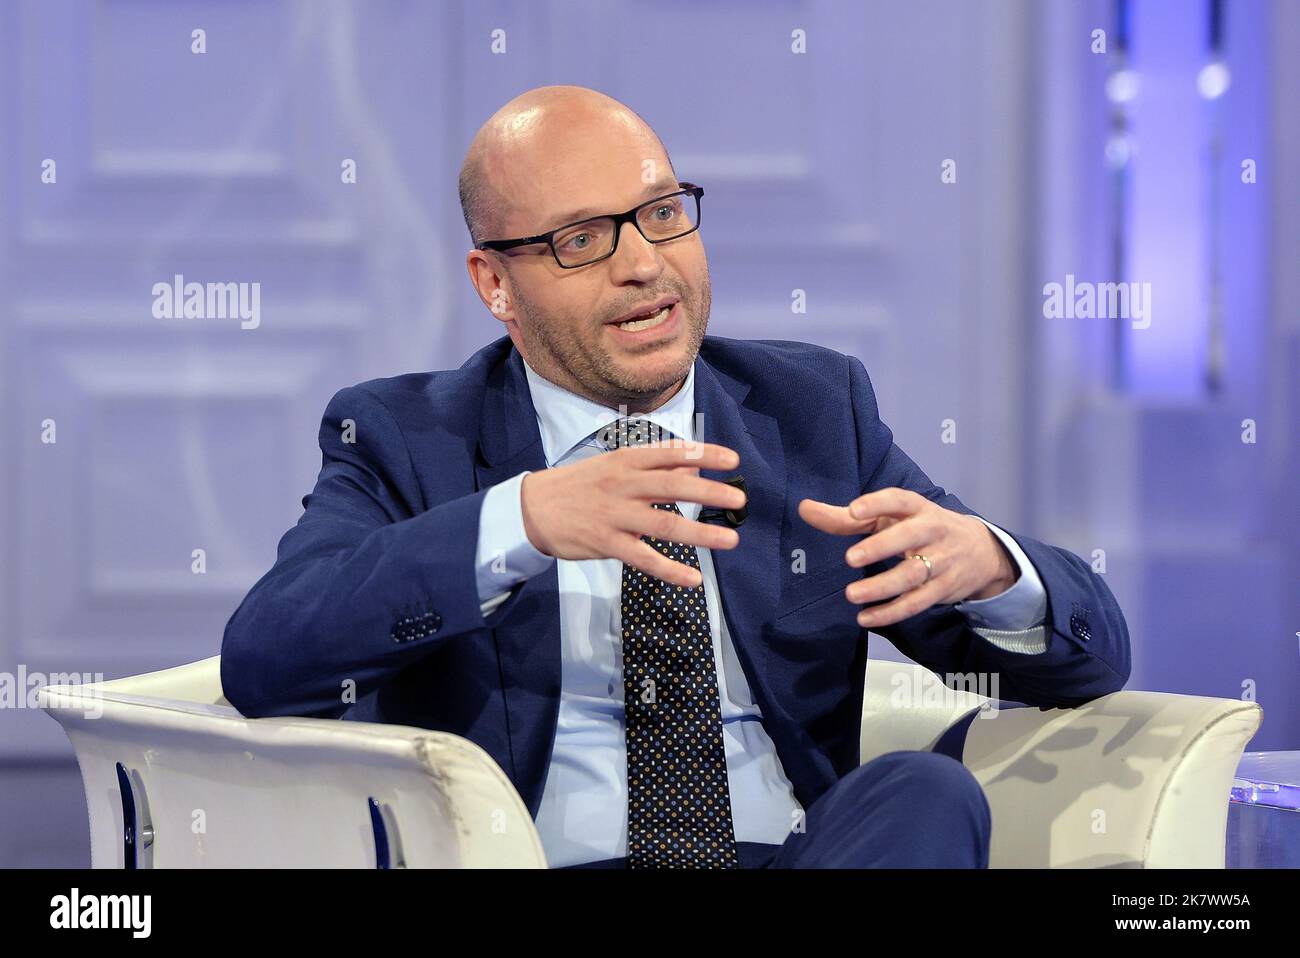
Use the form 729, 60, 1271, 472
596, 417, 675, 450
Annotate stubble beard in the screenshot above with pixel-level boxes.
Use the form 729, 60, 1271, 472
514, 275, 711, 413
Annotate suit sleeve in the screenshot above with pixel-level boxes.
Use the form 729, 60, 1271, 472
220, 384, 513, 719
845, 354, 1131, 708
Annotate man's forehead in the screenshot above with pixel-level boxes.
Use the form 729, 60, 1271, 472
483, 99, 674, 231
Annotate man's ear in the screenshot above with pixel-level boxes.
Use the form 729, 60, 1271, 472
465, 250, 514, 324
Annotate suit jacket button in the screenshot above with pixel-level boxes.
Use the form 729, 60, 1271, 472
1069, 608, 1091, 641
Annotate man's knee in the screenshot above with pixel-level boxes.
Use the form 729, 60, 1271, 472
778, 751, 991, 867
859, 750, 990, 826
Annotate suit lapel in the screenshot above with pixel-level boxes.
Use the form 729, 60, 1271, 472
692, 356, 788, 714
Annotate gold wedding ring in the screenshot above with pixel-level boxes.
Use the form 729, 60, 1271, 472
909, 554, 933, 582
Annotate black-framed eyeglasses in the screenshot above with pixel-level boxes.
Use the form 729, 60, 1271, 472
475, 182, 704, 268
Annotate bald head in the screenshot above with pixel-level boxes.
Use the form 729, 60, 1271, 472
458, 85, 673, 245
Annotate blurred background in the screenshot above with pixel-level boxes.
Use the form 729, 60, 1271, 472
1, 0, 1295, 866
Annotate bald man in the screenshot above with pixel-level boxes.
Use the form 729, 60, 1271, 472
221, 85, 1130, 869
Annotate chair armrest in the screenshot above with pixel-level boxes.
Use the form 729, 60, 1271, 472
860, 658, 1262, 867
93, 654, 232, 707
38, 672, 547, 869
860, 658, 995, 761
959, 691, 1259, 867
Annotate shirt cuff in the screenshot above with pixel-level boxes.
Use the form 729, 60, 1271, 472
970, 623, 1050, 655
475, 471, 555, 614
955, 517, 1048, 638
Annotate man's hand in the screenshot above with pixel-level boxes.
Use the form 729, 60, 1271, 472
521, 442, 747, 589
798, 488, 1018, 628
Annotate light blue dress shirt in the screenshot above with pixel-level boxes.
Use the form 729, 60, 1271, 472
472, 357, 1048, 866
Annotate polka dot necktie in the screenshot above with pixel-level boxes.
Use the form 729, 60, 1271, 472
597, 417, 740, 869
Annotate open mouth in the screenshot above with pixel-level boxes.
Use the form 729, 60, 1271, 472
614, 304, 674, 332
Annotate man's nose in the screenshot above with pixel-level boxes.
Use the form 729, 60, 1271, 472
607, 220, 664, 281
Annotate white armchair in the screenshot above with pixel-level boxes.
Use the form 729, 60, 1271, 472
39, 655, 1261, 868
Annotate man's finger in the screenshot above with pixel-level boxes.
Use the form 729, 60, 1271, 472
846, 553, 933, 604
624, 473, 747, 511
618, 505, 741, 553
797, 498, 879, 536
847, 487, 926, 521
845, 516, 933, 569
616, 537, 705, 589
621, 442, 739, 473
856, 577, 948, 629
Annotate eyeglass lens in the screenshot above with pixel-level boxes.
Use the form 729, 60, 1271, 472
552, 191, 700, 266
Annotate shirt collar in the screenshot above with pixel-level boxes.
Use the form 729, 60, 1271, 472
520, 356, 697, 467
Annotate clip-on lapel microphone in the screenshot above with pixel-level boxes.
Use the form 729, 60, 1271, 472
699, 475, 747, 529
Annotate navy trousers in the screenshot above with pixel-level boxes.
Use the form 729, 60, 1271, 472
560, 750, 992, 869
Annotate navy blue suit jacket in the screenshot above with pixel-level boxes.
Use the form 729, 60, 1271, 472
221, 335, 1131, 817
